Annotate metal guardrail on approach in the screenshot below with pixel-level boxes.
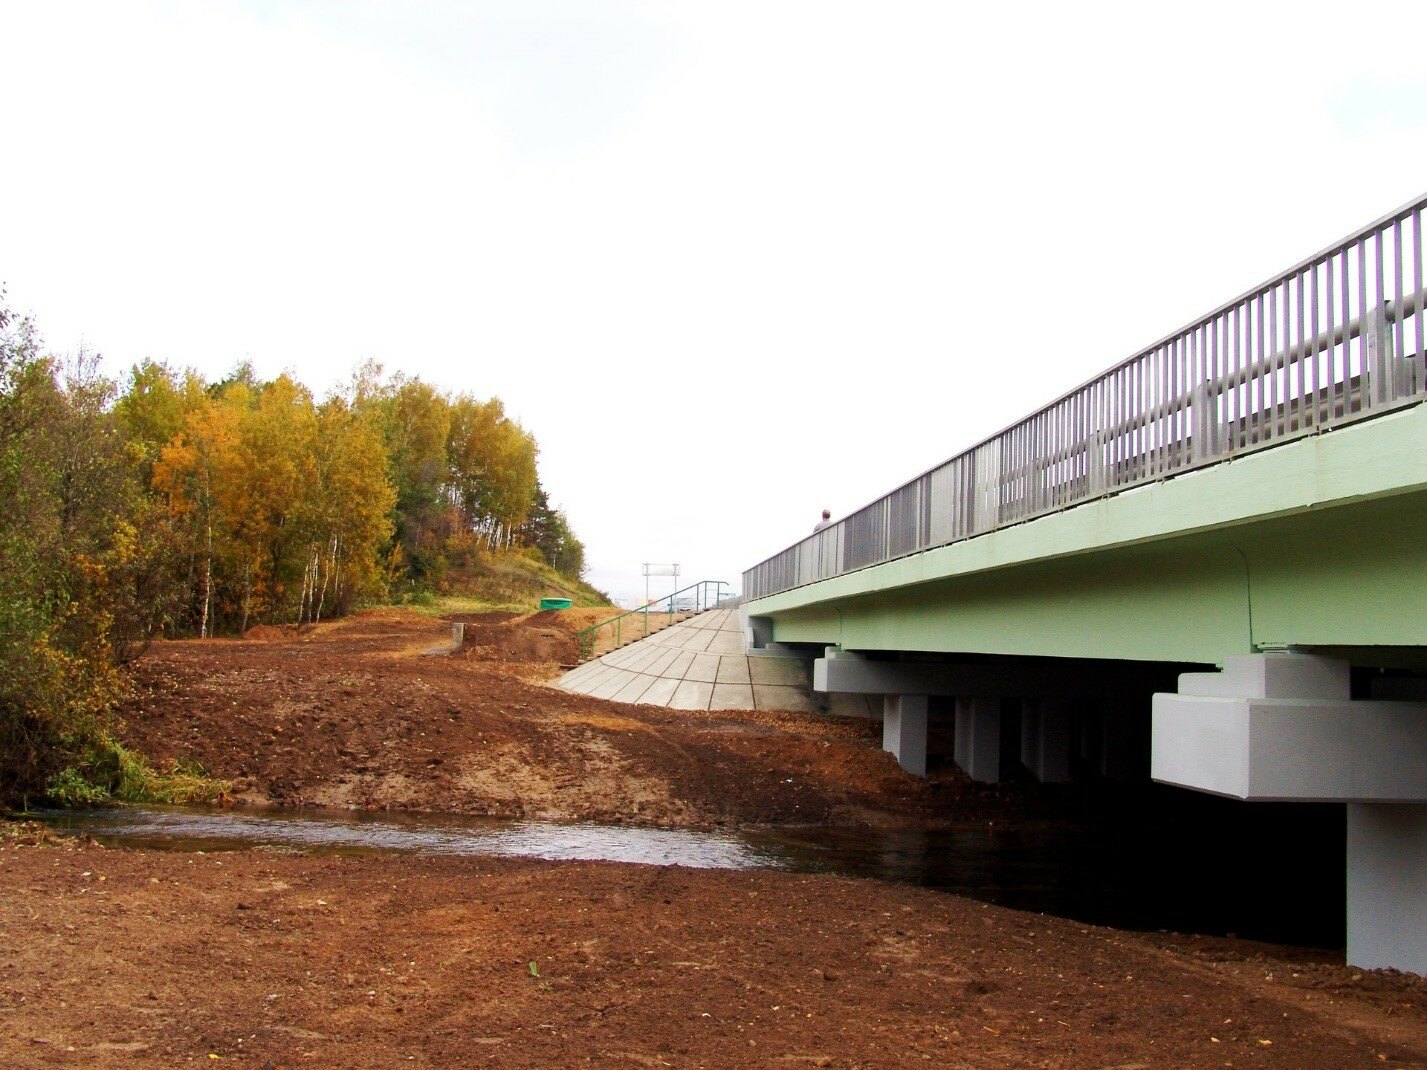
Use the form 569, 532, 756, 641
744, 194, 1427, 601
576, 580, 730, 661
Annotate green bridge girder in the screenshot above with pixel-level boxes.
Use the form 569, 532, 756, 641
744, 402, 1427, 666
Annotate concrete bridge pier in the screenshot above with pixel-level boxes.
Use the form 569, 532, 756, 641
1099, 699, 1145, 781
814, 652, 1087, 784
1349, 804, 1427, 972
881, 695, 929, 777
1152, 651, 1427, 973
1020, 698, 1073, 783
953, 698, 971, 771
955, 696, 1002, 783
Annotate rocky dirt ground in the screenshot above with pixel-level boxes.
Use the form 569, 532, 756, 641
112, 609, 968, 828
3, 609, 1426, 1068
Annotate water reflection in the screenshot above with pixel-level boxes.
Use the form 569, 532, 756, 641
38, 806, 783, 870
37, 800, 1344, 949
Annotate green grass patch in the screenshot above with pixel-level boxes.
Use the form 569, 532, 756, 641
45, 736, 229, 808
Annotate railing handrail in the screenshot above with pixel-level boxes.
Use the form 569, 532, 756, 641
576, 580, 729, 659
744, 193, 1427, 599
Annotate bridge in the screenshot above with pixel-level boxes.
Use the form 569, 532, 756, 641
740, 194, 1427, 972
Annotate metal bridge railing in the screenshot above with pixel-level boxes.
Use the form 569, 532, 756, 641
576, 580, 729, 661
744, 194, 1427, 602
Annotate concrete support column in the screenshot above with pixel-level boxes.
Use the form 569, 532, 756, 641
954, 696, 1001, 783
1348, 804, 1427, 973
1099, 701, 1140, 781
882, 694, 928, 777
1021, 698, 1072, 783
1019, 699, 1039, 775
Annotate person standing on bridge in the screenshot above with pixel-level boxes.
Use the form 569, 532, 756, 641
813, 509, 833, 533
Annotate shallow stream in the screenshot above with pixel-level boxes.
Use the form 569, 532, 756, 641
36, 801, 1344, 949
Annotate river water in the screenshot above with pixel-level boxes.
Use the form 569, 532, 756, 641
36, 798, 1345, 949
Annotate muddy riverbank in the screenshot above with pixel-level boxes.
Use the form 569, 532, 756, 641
4, 831, 1427, 1069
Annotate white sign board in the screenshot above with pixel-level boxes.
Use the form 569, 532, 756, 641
642, 563, 680, 577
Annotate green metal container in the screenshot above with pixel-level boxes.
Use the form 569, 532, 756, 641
538, 597, 572, 611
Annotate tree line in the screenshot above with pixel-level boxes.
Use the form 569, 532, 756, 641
0, 296, 586, 804
123, 357, 585, 635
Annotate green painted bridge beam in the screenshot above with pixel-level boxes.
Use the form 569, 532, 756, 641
745, 403, 1427, 666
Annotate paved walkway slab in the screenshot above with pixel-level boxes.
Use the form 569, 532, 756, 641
556, 609, 814, 712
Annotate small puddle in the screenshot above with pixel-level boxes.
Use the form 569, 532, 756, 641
35, 804, 1344, 948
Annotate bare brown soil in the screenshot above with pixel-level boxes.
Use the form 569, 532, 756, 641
6, 610, 1426, 1067
4, 832, 1427, 1069
113, 609, 941, 827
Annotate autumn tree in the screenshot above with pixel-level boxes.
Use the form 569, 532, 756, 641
521, 482, 587, 579
150, 385, 239, 636
447, 395, 538, 549
294, 397, 396, 622
0, 300, 215, 804
361, 376, 452, 584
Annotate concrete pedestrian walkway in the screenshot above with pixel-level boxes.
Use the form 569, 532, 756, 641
555, 609, 814, 712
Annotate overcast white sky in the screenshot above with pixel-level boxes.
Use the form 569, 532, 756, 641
2, 1, 1425, 604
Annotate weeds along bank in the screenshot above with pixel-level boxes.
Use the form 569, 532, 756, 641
0, 294, 593, 808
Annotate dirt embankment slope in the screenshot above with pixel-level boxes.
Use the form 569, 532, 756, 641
5, 834, 1427, 1070
115, 608, 951, 828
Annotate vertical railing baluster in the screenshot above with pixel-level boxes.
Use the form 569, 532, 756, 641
1308, 263, 1320, 425
1409, 209, 1421, 393
1160, 341, 1171, 474
1278, 285, 1290, 439
1238, 300, 1249, 445
1200, 321, 1211, 460
1375, 229, 1388, 399
1116, 365, 1125, 483
1110, 367, 1119, 484
1132, 356, 1141, 480
1342, 244, 1354, 413
1141, 352, 1151, 478
1134, 355, 1144, 479
1326, 252, 1338, 421
1228, 304, 1240, 448
1360, 236, 1371, 410
1253, 291, 1264, 444
1016, 421, 1026, 518
1148, 347, 1159, 478
1283, 275, 1294, 430
1394, 214, 1406, 395
1162, 340, 1170, 473
1215, 313, 1227, 456
1181, 329, 1192, 467
1293, 268, 1305, 430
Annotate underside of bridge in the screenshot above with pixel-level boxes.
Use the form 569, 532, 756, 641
743, 404, 1427, 972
